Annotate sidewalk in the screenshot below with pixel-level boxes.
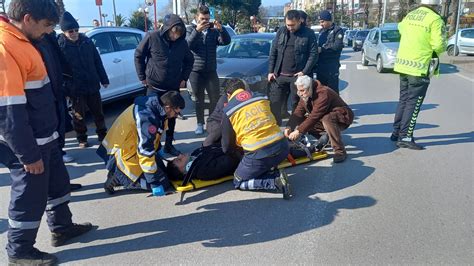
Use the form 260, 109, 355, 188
440, 54, 474, 74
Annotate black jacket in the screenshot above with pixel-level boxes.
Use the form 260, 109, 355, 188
317, 24, 344, 70
135, 14, 194, 90
269, 26, 318, 76
186, 24, 231, 72
58, 33, 109, 96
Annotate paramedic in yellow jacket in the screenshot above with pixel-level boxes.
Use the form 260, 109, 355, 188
391, 0, 446, 150
97, 91, 185, 196
221, 79, 292, 200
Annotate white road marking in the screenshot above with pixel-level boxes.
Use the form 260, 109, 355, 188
341, 60, 362, 63
356, 64, 369, 70
340, 64, 347, 70
454, 73, 474, 82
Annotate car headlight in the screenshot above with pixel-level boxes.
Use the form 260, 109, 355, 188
241, 75, 262, 85
386, 49, 397, 56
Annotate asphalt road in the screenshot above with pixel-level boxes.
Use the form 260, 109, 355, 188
1, 48, 472, 264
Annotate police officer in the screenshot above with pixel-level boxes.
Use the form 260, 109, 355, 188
221, 79, 292, 199
391, 0, 446, 150
0, 1, 92, 265
316, 10, 344, 94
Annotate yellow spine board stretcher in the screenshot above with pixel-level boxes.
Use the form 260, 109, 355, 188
171, 151, 328, 192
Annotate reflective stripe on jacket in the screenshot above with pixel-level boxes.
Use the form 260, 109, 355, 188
394, 6, 447, 77
224, 89, 283, 151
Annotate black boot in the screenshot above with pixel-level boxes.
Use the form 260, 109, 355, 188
396, 140, 424, 150
275, 169, 292, 200
164, 137, 181, 156
51, 222, 93, 247
104, 172, 120, 195
8, 248, 57, 266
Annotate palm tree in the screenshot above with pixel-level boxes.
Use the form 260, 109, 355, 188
115, 14, 127, 27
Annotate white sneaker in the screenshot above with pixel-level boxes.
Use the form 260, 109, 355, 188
195, 124, 204, 135
62, 154, 74, 163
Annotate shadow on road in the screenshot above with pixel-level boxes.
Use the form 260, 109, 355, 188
0, 218, 7, 234
54, 158, 376, 262
416, 131, 474, 147
350, 101, 438, 117
339, 79, 349, 92
439, 63, 459, 74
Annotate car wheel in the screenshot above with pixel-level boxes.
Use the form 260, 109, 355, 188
361, 51, 369, 66
447, 45, 459, 56
376, 55, 386, 73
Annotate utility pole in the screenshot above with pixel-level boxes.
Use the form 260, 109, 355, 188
340, 0, 344, 26
351, 0, 354, 29
112, 0, 117, 26
381, 0, 387, 26
454, 0, 462, 56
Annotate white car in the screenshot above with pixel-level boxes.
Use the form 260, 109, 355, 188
361, 25, 400, 73
85, 27, 146, 102
447, 28, 474, 56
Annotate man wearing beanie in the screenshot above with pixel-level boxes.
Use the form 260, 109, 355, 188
316, 10, 344, 94
0, 1, 92, 265
58, 11, 109, 148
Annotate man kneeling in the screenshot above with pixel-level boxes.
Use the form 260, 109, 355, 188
222, 79, 292, 199
97, 91, 185, 196
285, 76, 354, 163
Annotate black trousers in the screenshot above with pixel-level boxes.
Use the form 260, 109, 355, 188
146, 87, 177, 143
71, 92, 107, 142
317, 70, 340, 94
392, 74, 430, 140
5, 140, 73, 257
189, 71, 220, 125
269, 76, 297, 126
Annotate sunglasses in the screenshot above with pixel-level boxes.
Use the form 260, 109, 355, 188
67, 29, 79, 34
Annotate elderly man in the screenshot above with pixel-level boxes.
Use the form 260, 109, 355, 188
285, 76, 353, 163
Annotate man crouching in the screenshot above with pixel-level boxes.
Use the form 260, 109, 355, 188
285, 76, 354, 163
97, 91, 185, 196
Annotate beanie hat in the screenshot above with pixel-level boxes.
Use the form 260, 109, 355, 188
319, 10, 332, 21
60, 12, 79, 31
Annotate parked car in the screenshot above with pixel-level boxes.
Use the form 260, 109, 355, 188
343, 30, 357, 47
352, 30, 369, 51
361, 25, 400, 73
187, 33, 275, 102
447, 27, 474, 56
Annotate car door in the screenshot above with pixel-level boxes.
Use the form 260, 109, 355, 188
111, 32, 144, 96
89, 32, 125, 101
365, 29, 377, 61
459, 29, 474, 54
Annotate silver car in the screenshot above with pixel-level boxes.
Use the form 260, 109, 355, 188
361, 25, 400, 73
447, 28, 474, 56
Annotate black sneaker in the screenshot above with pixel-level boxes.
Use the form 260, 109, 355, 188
390, 133, 399, 142
315, 133, 330, 151
8, 248, 58, 266
104, 172, 120, 195
333, 153, 347, 163
51, 222, 93, 247
164, 143, 181, 156
275, 169, 292, 200
396, 140, 424, 150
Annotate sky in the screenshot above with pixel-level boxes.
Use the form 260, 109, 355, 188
4, 0, 290, 27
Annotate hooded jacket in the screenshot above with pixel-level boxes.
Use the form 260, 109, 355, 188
135, 14, 194, 90
58, 33, 109, 96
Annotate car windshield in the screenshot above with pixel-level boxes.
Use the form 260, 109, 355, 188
381, 30, 401, 43
356, 31, 369, 38
348, 31, 357, 37
217, 38, 272, 58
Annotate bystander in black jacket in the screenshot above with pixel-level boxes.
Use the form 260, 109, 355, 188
186, 23, 231, 72
268, 26, 318, 76
317, 24, 344, 70
135, 14, 194, 91
58, 33, 109, 96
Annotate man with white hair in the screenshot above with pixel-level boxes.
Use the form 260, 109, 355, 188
285, 76, 353, 163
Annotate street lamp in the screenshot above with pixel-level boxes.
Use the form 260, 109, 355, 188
138, 7, 149, 32
145, 0, 157, 30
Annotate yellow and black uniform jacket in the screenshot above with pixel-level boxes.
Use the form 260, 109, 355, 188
100, 96, 167, 185
222, 89, 283, 153
0, 20, 59, 164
